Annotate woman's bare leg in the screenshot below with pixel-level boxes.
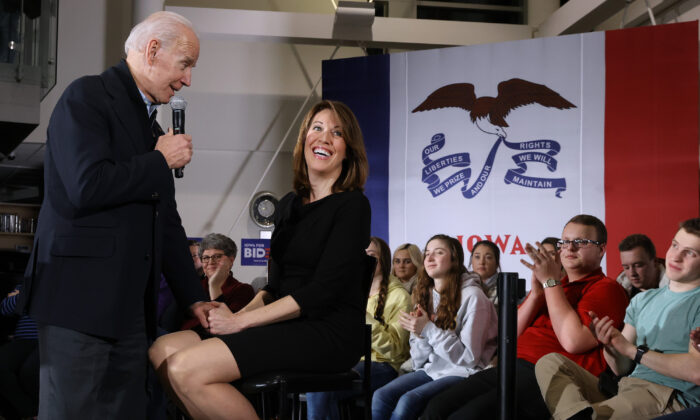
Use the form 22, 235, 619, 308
149, 330, 203, 414
149, 330, 202, 368
167, 337, 258, 420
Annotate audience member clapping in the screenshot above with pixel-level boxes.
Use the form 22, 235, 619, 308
534, 218, 700, 419
529, 236, 565, 290
420, 214, 628, 420
306, 236, 411, 420
391, 243, 423, 293
371, 234, 497, 420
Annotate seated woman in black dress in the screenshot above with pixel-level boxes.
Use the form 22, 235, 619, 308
148, 100, 371, 419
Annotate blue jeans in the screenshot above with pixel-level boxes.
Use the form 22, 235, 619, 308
372, 370, 463, 420
306, 361, 397, 420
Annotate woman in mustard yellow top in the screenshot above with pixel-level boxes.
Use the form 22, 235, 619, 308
306, 236, 412, 420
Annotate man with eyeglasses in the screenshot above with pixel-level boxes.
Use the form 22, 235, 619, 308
534, 218, 700, 419
180, 233, 254, 331
421, 214, 629, 420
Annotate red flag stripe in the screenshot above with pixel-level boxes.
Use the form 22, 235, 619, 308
604, 22, 699, 275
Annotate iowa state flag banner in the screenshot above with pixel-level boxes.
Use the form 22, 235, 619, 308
323, 22, 698, 279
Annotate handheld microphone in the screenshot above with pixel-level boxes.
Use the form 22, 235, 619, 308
170, 95, 187, 178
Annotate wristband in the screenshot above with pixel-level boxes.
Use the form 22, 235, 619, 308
634, 345, 649, 364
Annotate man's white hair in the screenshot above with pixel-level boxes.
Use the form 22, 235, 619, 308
124, 11, 195, 55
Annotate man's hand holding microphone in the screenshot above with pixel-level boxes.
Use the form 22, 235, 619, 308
155, 95, 189, 177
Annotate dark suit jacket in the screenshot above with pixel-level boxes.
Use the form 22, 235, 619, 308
20, 60, 207, 339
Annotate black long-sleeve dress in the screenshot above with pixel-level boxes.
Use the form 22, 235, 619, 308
219, 190, 371, 376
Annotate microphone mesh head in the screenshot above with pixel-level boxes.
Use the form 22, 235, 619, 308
169, 95, 187, 111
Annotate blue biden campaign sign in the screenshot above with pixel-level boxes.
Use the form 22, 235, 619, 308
241, 239, 270, 266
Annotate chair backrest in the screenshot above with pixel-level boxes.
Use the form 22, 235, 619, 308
361, 253, 377, 420
362, 254, 377, 300
360, 254, 376, 371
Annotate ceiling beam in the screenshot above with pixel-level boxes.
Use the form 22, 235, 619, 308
536, 0, 628, 37
619, 0, 684, 27
167, 6, 533, 50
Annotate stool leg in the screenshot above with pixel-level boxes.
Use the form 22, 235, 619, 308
279, 383, 289, 420
291, 393, 299, 420
260, 392, 268, 420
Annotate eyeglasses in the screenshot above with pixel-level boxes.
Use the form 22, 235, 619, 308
556, 239, 603, 250
201, 253, 226, 264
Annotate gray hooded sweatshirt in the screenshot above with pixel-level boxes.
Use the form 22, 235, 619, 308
410, 273, 498, 380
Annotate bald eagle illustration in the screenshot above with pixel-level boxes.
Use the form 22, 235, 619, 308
412, 78, 576, 138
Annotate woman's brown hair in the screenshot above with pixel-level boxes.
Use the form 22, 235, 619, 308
370, 236, 392, 325
292, 100, 368, 197
412, 234, 467, 331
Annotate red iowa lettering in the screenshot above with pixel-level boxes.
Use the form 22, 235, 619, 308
456, 234, 526, 255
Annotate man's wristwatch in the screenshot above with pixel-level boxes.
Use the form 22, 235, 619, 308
634, 345, 649, 364
542, 278, 562, 288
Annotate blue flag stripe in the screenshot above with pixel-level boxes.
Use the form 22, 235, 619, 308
322, 54, 391, 241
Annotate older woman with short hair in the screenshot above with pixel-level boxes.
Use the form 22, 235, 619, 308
179, 233, 254, 331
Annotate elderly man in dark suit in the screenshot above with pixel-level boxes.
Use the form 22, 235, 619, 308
18, 11, 214, 419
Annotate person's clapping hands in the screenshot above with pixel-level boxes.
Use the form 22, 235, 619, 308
528, 270, 544, 297
589, 311, 632, 357
520, 242, 562, 286
399, 304, 430, 337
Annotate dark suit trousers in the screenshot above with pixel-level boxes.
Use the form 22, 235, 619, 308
420, 359, 551, 420
0, 339, 38, 418
37, 315, 147, 420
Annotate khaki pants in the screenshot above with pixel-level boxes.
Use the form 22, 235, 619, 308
535, 352, 685, 420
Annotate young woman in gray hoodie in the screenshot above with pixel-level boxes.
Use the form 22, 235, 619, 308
371, 234, 499, 420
